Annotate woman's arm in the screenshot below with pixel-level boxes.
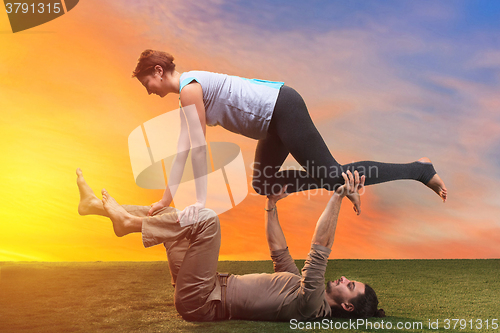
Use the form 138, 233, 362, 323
148, 107, 191, 215
148, 83, 207, 220
177, 82, 208, 224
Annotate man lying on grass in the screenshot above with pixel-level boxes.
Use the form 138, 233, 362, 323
77, 168, 385, 321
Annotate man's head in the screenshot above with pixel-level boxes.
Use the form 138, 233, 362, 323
325, 276, 382, 318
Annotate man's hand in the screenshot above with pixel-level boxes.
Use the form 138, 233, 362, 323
266, 185, 289, 208
336, 170, 366, 215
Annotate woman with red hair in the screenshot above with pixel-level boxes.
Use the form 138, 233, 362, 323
132, 49, 447, 223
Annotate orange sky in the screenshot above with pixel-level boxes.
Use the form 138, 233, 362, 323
1, 1, 499, 261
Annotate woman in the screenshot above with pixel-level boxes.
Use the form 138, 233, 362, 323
131, 49, 447, 221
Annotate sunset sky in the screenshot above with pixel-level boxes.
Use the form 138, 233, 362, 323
1, 0, 499, 261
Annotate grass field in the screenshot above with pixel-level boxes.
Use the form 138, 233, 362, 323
1, 260, 499, 333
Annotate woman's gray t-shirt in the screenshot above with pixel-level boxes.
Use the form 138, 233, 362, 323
179, 71, 284, 140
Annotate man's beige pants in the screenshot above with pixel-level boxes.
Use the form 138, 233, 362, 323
123, 205, 221, 321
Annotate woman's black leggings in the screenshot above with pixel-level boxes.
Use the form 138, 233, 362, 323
252, 85, 436, 195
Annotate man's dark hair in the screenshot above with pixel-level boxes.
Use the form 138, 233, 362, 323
330, 284, 385, 318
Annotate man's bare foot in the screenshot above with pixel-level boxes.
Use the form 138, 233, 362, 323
102, 189, 134, 237
417, 157, 447, 202
77, 168, 107, 216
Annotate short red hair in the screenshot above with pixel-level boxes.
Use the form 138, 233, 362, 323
132, 49, 175, 78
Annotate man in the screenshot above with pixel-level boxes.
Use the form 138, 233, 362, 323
77, 168, 383, 321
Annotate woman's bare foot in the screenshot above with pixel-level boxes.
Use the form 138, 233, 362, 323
101, 189, 137, 237
77, 168, 107, 216
417, 157, 447, 202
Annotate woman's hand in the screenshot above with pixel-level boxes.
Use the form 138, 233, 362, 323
178, 202, 205, 226
148, 199, 171, 216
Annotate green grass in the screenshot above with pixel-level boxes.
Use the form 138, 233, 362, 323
0, 260, 499, 332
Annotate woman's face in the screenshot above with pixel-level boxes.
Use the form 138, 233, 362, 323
138, 73, 166, 98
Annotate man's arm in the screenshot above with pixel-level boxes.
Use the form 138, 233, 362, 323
297, 171, 364, 317
312, 170, 364, 249
265, 186, 289, 251
310, 194, 342, 248
265, 186, 302, 275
